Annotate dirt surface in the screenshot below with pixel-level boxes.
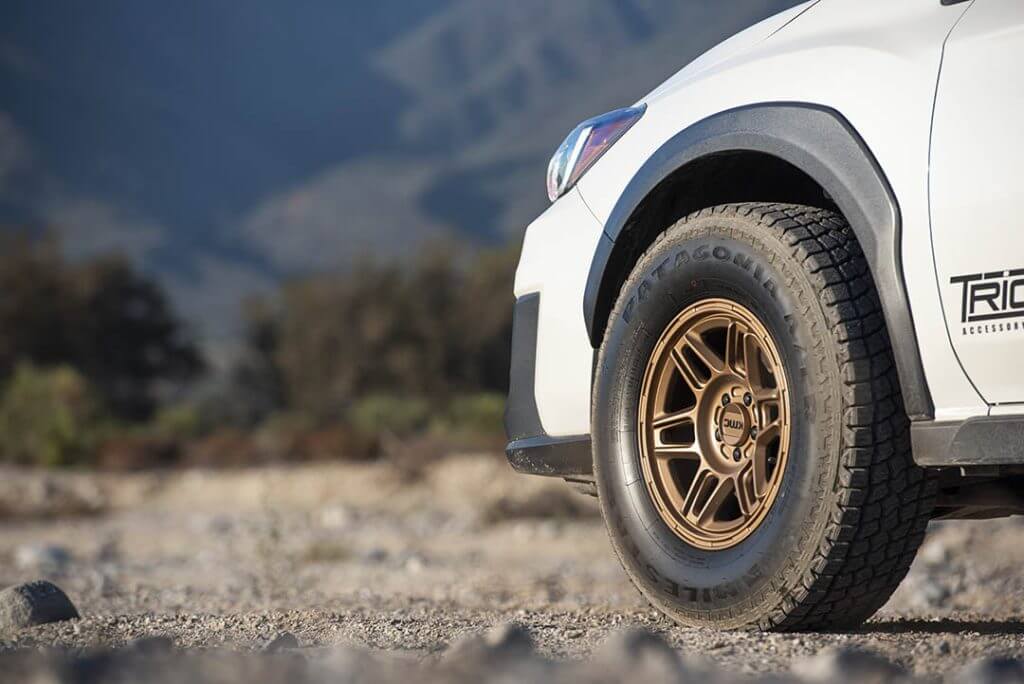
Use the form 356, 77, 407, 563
1, 455, 1023, 681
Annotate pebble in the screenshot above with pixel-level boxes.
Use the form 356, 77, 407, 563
954, 658, 1024, 684
263, 631, 300, 653
793, 646, 905, 684
443, 622, 535, 666
0, 581, 79, 633
584, 629, 690, 681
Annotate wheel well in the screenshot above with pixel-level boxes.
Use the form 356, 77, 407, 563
590, 151, 839, 346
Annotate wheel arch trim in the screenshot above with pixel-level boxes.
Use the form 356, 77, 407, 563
582, 102, 934, 420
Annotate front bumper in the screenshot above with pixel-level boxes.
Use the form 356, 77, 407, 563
504, 292, 593, 478
503, 189, 603, 479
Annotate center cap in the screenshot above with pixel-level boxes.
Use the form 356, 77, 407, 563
719, 403, 750, 446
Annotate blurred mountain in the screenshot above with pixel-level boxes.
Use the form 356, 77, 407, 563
238, 0, 803, 263
0, 0, 800, 361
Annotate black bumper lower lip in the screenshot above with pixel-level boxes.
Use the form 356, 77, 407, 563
506, 435, 593, 477
504, 293, 594, 478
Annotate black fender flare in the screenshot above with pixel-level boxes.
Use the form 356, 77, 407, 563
582, 102, 934, 420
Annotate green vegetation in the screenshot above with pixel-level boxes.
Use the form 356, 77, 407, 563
0, 233, 515, 468
0, 363, 108, 467
0, 233, 203, 421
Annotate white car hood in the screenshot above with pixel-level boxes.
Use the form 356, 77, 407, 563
641, 1, 818, 105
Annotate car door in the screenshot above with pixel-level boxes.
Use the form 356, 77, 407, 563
929, 0, 1024, 405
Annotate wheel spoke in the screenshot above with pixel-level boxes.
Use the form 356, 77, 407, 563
695, 475, 735, 526
683, 330, 726, 375
761, 413, 782, 440
652, 408, 695, 431
743, 334, 766, 387
725, 322, 746, 375
755, 422, 781, 444
652, 445, 701, 461
670, 345, 707, 392
682, 467, 716, 518
752, 423, 781, 498
750, 447, 769, 499
652, 408, 698, 458
734, 466, 757, 517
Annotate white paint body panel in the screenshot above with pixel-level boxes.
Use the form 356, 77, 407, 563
514, 189, 604, 436
515, 0, 1006, 436
929, 0, 1024, 405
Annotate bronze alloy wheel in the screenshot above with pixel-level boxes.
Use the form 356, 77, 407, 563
638, 298, 790, 550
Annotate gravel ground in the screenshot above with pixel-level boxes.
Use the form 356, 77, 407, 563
1, 455, 1023, 682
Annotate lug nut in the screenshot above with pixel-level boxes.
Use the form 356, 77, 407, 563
714, 429, 722, 441
743, 392, 753, 406
750, 427, 759, 439
722, 394, 731, 406
732, 448, 742, 462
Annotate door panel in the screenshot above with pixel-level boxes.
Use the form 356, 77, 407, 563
930, 0, 1024, 404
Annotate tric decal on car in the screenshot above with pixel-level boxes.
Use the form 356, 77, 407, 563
950, 268, 1024, 335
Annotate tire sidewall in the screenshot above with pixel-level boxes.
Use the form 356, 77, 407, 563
593, 215, 844, 627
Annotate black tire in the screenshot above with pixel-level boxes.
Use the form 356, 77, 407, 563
593, 203, 936, 631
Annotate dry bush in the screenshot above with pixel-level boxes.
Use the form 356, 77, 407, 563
292, 426, 378, 462
94, 434, 179, 470
182, 429, 264, 468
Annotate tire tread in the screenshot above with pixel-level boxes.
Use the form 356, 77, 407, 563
602, 202, 936, 631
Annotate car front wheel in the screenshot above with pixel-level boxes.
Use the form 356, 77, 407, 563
592, 203, 936, 630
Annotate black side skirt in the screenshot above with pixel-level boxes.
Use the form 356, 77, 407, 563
912, 415, 1024, 466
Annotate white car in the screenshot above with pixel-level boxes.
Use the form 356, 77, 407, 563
505, 0, 1024, 630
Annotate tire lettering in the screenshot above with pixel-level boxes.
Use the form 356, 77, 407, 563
627, 245, 776, 323
623, 296, 636, 323
652, 257, 669, 282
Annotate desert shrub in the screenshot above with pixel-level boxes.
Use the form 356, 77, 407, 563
348, 394, 432, 438
151, 403, 207, 441
435, 392, 505, 437
94, 434, 179, 470
235, 242, 516, 424
181, 428, 263, 468
293, 426, 378, 462
0, 363, 109, 467
250, 412, 315, 460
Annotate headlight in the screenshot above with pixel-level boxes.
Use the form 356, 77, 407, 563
546, 104, 646, 202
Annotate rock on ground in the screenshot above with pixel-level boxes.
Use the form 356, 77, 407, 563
794, 646, 906, 684
0, 581, 79, 633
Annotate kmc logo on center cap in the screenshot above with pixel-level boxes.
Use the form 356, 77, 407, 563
719, 403, 749, 446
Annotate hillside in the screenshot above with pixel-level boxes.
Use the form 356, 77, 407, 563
0, 1, 801, 355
